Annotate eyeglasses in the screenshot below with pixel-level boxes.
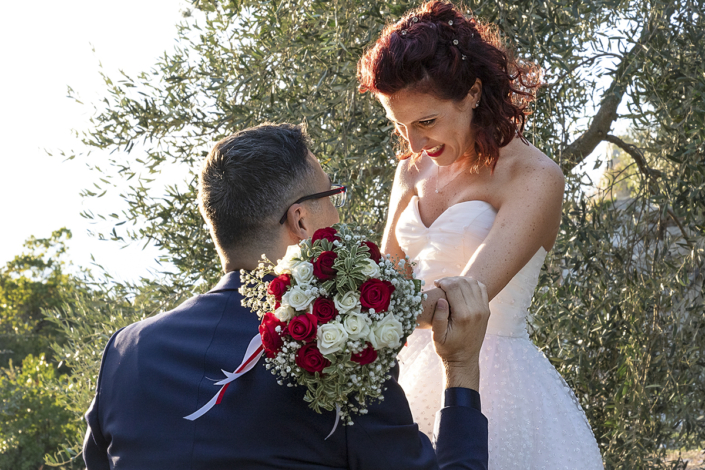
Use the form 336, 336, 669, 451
279, 184, 347, 224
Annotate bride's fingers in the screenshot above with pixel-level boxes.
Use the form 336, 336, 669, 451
418, 287, 446, 329
431, 298, 450, 345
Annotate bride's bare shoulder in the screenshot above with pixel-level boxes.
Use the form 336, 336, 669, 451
394, 156, 428, 193
495, 138, 565, 201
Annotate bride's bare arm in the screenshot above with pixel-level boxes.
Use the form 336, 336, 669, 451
381, 158, 417, 268
382, 158, 446, 328
462, 152, 565, 300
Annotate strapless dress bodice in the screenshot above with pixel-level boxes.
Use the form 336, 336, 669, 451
396, 195, 547, 338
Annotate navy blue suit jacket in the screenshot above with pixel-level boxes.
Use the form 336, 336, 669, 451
84, 272, 488, 469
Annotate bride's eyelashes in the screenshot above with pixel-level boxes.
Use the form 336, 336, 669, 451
418, 119, 436, 127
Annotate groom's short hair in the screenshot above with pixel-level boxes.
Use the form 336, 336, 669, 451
198, 123, 316, 251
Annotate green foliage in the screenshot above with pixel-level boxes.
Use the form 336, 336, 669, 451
533, 181, 705, 468
530, 3, 705, 465
0, 354, 81, 470
0, 228, 86, 368
0, 231, 93, 467
55, 0, 704, 468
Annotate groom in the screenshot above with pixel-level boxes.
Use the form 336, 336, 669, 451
83, 123, 490, 469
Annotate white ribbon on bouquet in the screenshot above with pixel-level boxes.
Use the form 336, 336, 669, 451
184, 334, 265, 421
183, 333, 342, 439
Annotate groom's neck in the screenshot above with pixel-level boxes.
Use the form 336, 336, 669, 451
220, 236, 296, 273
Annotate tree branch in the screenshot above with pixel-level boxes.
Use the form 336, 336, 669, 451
667, 208, 692, 246
603, 138, 691, 246
604, 134, 663, 179
547, 53, 624, 86
559, 10, 669, 174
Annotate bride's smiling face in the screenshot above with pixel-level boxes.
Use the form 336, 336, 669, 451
379, 85, 480, 167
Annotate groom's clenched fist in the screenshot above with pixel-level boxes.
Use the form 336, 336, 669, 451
431, 277, 490, 391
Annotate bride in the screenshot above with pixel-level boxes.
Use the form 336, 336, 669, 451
357, 1, 603, 468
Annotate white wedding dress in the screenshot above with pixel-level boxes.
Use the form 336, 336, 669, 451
396, 196, 603, 469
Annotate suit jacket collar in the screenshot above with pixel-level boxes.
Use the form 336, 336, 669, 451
208, 271, 243, 293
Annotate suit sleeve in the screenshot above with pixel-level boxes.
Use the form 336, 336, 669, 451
83, 330, 124, 470
83, 396, 110, 470
346, 384, 488, 470
434, 388, 489, 470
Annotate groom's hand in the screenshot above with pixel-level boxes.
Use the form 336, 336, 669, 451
431, 277, 490, 391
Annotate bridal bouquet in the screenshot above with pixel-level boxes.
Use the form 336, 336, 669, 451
239, 224, 425, 425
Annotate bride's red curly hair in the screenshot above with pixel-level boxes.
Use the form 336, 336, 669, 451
357, 0, 541, 170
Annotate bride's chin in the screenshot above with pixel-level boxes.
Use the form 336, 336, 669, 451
431, 154, 460, 168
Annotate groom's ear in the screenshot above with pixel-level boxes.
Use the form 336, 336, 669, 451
283, 202, 315, 241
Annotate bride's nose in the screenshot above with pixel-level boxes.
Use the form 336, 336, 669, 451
407, 129, 427, 154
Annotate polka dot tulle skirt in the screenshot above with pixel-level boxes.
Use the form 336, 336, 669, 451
398, 329, 604, 469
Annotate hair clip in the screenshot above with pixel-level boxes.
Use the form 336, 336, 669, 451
453, 39, 459, 45
462, 54, 467, 60
471, 32, 475, 38
412, 16, 419, 23
401, 29, 408, 36
448, 20, 454, 25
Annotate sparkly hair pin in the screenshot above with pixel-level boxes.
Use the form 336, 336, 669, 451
401, 29, 408, 36
411, 16, 419, 23
453, 39, 459, 45
448, 20, 454, 25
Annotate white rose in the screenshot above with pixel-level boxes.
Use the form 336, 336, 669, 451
317, 322, 349, 355
291, 261, 315, 285
369, 313, 404, 349
274, 304, 296, 322
334, 291, 361, 313
274, 244, 302, 275
360, 259, 380, 278
343, 312, 372, 340
282, 286, 315, 311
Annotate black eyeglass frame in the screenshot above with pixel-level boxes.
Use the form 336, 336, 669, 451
279, 185, 347, 224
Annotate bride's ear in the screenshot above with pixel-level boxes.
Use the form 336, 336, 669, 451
466, 79, 482, 108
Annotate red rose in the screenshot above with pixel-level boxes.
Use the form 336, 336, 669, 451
351, 343, 378, 366
359, 278, 396, 313
259, 312, 287, 358
288, 313, 318, 342
312, 227, 340, 244
267, 274, 291, 300
313, 251, 338, 281
295, 343, 330, 374
311, 297, 339, 324
361, 240, 382, 263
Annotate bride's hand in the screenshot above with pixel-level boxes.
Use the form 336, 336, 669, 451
417, 287, 447, 329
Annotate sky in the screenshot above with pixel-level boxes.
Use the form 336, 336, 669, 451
0, 0, 190, 281
0, 2, 614, 283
